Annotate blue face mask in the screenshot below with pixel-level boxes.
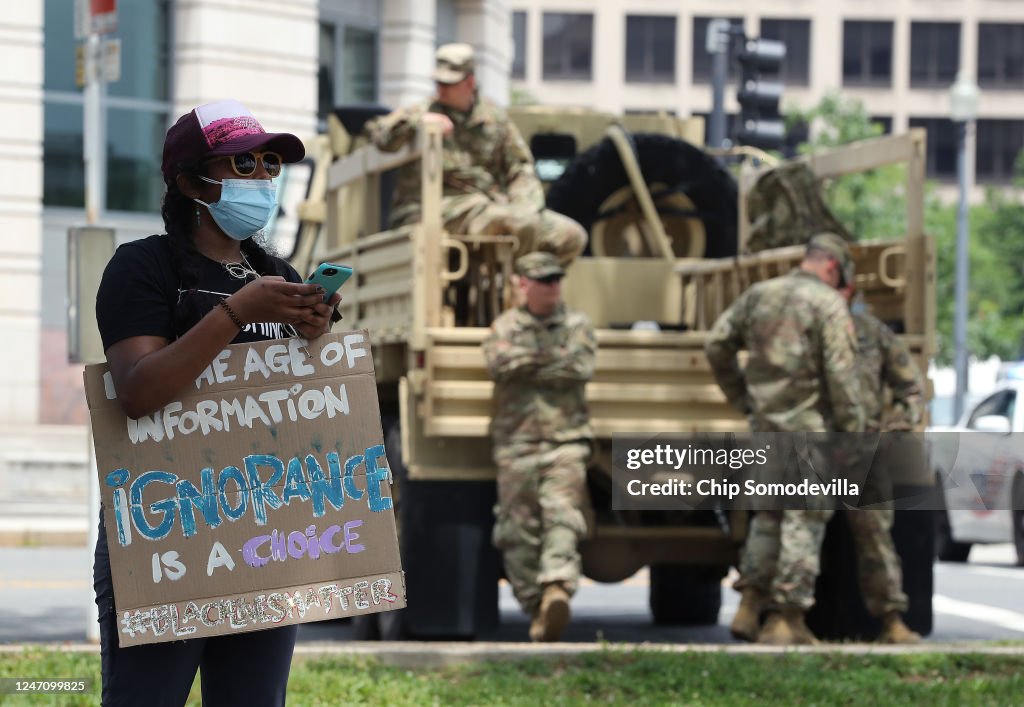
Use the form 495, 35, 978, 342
195, 176, 277, 240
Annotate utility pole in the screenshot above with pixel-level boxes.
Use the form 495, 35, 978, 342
706, 19, 731, 149
74, 0, 119, 645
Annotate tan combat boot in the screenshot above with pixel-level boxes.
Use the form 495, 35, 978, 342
784, 608, 820, 645
878, 612, 921, 644
535, 582, 571, 642
757, 608, 818, 646
730, 588, 766, 642
528, 613, 545, 642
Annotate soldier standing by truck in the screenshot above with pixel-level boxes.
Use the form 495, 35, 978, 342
482, 252, 596, 641
362, 43, 587, 266
705, 233, 865, 645
842, 283, 924, 644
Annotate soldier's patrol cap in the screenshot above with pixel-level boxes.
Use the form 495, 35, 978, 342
433, 43, 476, 84
807, 232, 855, 287
516, 252, 564, 281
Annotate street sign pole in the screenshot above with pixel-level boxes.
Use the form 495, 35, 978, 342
83, 33, 107, 226
706, 19, 731, 150
76, 0, 118, 645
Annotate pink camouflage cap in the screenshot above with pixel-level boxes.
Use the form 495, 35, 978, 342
161, 99, 305, 184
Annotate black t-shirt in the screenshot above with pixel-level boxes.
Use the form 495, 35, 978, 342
93, 234, 302, 607
96, 233, 302, 351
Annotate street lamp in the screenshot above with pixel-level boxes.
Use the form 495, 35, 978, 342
950, 70, 979, 423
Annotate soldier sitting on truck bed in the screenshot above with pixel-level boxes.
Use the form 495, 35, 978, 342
362, 43, 587, 267
482, 252, 597, 642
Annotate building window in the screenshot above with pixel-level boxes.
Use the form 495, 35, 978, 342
843, 20, 893, 86
976, 119, 1024, 182
542, 13, 593, 80
318, 18, 379, 127
978, 24, 1024, 88
512, 11, 527, 79
625, 15, 676, 83
908, 117, 958, 179
760, 19, 811, 86
871, 116, 893, 134
692, 17, 742, 84
343, 27, 377, 103
910, 22, 960, 88
42, 0, 172, 213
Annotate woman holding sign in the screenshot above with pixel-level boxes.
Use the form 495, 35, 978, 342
94, 100, 340, 706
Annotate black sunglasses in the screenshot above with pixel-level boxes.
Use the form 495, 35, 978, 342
533, 274, 563, 285
205, 151, 283, 178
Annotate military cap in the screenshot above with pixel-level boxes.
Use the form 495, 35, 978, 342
807, 232, 855, 287
433, 43, 476, 84
516, 252, 564, 280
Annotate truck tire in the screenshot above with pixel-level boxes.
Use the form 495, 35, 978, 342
935, 510, 971, 563
545, 133, 738, 258
807, 502, 934, 640
350, 416, 409, 641
1013, 475, 1024, 567
648, 564, 723, 626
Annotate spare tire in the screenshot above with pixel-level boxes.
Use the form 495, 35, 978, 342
545, 133, 738, 258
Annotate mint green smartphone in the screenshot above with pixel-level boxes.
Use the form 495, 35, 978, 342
306, 263, 353, 302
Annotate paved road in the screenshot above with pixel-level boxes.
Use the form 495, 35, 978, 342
1, 544, 1022, 645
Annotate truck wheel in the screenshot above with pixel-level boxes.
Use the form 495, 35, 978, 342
351, 416, 409, 641
1012, 475, 1024, 566
545, 133, 738, 259
935, 509, 971, 563
648, 564, 723, 626
808, 505, 934, 640
389, 413, 501, 640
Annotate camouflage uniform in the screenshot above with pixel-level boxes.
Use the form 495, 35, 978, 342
482, 301, 596, 616
364, 95, 587, 265
705, 268, 864, 611
847, 310, 924, 617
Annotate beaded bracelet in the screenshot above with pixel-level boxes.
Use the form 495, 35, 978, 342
217, 300, 245, 330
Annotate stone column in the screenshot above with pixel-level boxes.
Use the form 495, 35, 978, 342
456, 0, 510, 106
381, 0, 437, 108
172, 0, 319, 139
0, 1, 43, 424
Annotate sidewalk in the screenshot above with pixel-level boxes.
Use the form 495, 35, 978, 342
0, 424, 90, 547
2, 640, 1024, 668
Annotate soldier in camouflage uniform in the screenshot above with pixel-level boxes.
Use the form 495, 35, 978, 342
482, 252, 596, 642
363, 43, 587, 266
705, 232, 865, 645
842, 285, 924, 644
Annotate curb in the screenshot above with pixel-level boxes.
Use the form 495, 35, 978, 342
0, 531, 88, 548
3, 641, 1024, 668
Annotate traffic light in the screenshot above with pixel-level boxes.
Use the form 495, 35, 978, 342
736, 37, 786, 149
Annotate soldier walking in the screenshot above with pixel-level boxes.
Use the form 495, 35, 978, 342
364, 43, 587, 266
705, 233, 865, 645
842, 284, 924, 644
482, 252, 596, 641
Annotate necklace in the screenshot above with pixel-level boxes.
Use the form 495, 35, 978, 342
222, 252, 260, 281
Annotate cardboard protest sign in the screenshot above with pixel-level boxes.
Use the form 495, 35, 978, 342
84, 331, 405, 647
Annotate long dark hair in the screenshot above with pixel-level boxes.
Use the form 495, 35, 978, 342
161, 165, 282, 336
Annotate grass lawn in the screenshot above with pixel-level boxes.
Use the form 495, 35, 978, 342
2, 647, 1023, 706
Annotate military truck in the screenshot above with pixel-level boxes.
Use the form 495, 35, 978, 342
274, 107, 936, 640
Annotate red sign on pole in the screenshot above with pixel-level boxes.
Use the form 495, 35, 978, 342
90, 0, 117, 35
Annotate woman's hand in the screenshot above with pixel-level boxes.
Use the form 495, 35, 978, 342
226, 276, 323, 328
293, 292, 342, 339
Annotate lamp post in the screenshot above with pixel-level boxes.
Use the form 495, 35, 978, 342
950, 71, 979, 423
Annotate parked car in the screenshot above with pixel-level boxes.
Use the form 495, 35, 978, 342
932, 382, 1024, 564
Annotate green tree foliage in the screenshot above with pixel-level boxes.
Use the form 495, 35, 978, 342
788, 94, 1024, 364
787, 93, 907, 241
